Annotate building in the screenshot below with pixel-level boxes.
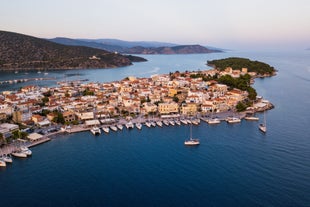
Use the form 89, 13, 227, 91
158, 102, 179, 114
181, 103, 197, 115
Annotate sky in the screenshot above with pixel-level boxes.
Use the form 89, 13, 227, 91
1, 0, 310, 50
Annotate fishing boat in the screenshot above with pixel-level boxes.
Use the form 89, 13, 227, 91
184, 121, 200, 146
90, 126, 101, 135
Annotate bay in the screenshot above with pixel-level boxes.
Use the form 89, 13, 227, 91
0, 50, 310, 207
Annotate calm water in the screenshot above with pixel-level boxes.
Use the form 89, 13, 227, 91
1, 51, 310, 207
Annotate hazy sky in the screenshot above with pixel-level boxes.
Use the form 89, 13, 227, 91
1, 0, 309, 50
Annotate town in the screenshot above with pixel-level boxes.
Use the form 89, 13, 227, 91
0, 66, 273, 162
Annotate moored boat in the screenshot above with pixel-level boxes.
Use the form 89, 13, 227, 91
175, 120, 181, 126
145, 122, 152, 128
226, 117, 241, 123
135, 123, 142, 130
110, 125, 118, 132
102, 126, 110, 133
245, 116, 259, 121
163, 120, 169, 126
125, 122, 134, 129
11, 151, 27, 158
0, 159, 6, 167
156, 121, 163, 127
1, 154, 13, 163
117, 124, 123, 130
90, 126, 101, 135
207, 118, 221, 124
20, 146, 32, 156
180, 119, 188, 125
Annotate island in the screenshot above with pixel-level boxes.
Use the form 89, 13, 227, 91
0, 57, 275, 158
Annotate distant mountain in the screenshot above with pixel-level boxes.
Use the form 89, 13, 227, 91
49, 37, 125, 52
0, 31, 146, 70
78, 38, 178, 48
124, 45, 222, 54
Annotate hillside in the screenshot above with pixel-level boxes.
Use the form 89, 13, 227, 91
124, 45, 222, 54
49, 37, 125, 52
207, 57, 276, 75
0, 31, 145, 70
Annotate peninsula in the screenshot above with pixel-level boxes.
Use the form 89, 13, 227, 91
0, 59, 275, 149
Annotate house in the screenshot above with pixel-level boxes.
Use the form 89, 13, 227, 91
32, 114, 44, 123
62, 111, 76, 123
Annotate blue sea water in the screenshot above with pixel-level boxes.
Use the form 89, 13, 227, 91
0, 50, 310, 207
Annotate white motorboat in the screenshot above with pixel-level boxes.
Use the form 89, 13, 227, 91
207, 118, 221, 124
1, 154, 13, 163
226, 117, 241, 124
245, 116, 259, 121
192, 119, 200, 125
163, 120, 169, 126
125, 122, 134, 129
0, 159, 6, 167
169, 120, 175, 126
117, 124, 123, 130
186, 119, 192, 124
135, 123, 142, 130
156, 121, 163, 127
259, 111, 267, 133
145, 122, 152, 128
151, 122, 156, 127
11, 151, 27, 158
175, 120, 181, 126
90, 126, 101, 135
20, 146, 32, 156
180, 119, 188, 125
102, 126, 110, 133
110, 125, 118, 132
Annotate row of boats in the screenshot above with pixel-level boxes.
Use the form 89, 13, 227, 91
0, 146, 32, 167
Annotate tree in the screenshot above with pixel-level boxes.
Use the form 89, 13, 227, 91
236, 101, 247, 112
247, 87, 257, 100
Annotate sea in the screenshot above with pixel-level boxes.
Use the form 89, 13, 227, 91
0, 50, 310, 207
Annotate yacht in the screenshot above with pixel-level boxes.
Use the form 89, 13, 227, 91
125, 122, 134, 129
245, 116, 259, 121
102, 126, 110, 133
117, 124, 123, 130
151, 122, 156, 127
20, 146, 32, 156
11, 151, 27, 158
207, 118, 221, 124
226, 117, 241, 124
135, 123, 142, 130
0, 159, 6, 167
184, 122, 200, 146
163, 120, 169, 126
90, 126, 101, 135
145, 122, 152, 128
1, 154, 13, 163
110, 125, 118, 132
156, 121, 163, 127
259, 111, 267, 133
180, 119, 188, 125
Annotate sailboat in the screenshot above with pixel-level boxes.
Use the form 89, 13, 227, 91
259, 111, 267, 133
184, 121, 200, 146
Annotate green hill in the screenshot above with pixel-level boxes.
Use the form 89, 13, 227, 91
207, 57, 276, 75
0, 31, 145, 70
